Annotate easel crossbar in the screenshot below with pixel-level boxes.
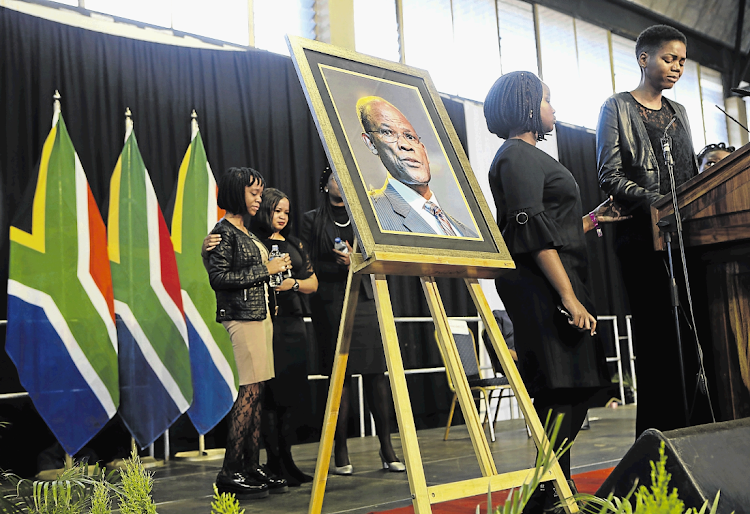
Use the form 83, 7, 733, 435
426, 468, 556, 504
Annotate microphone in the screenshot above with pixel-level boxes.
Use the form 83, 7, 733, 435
661, 116, 677, 167
715, 104, 750, 133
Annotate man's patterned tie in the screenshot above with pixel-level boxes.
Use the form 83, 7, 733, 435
423, 201, 457, 236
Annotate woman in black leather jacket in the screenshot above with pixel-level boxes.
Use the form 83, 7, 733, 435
595, 25, 701, 438
207, 167, 291, 499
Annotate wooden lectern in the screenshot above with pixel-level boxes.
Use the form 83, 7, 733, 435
651, 142, 750, 421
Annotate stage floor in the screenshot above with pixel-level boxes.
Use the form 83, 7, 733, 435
151, 404, 636, 514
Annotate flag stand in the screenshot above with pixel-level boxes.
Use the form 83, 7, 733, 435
174, 435, 226, 461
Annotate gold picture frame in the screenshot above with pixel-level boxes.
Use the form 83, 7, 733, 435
286, 36, 513, 278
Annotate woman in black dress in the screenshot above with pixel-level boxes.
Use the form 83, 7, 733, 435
300, 168, 405, 475
251, 188, 318, 486
484, 72, 625, 512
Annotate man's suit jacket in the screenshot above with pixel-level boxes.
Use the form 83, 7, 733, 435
369, 183, 478, 237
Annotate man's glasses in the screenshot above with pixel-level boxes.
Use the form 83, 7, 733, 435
368, 129, 421, 145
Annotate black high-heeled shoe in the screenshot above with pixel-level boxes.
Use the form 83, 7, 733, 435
281, 450, 313, 483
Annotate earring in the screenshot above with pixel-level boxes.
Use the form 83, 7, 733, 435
324, 188, 329, 193
529, 109, 533, 119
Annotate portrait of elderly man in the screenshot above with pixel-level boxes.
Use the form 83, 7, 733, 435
357, 96, 478, 237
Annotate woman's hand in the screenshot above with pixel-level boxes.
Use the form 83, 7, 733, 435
333, 241, 353, 266
276, 277, 295, 292
591, 196, 631, 223
202, 233, 221, 255
267, 253, 291, 275
560, 294, 597, 336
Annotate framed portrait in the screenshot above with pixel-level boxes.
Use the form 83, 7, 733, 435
287, 36, 513, 278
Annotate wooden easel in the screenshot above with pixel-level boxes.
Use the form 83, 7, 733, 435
307, 254, 579, 514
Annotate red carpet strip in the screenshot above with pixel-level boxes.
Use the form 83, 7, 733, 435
369, 467, 614, 514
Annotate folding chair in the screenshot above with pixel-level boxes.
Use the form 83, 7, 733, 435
436, 319, 512, 442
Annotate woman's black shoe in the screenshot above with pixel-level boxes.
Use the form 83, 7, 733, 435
246, 465, 289, 494
215, 472, 269, 500
281, 452, 313, 484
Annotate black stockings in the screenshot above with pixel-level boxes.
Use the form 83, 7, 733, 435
221, 383, 263, 475
334, 373, 396, 466
532, 390, 590, 479
364, 374, 396, 462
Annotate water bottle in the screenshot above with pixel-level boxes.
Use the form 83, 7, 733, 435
334, 237, 348, 255
268, 244, 283, 288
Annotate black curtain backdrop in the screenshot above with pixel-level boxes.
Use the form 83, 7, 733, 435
0, 7, 475, 474
556, 122, 631, 383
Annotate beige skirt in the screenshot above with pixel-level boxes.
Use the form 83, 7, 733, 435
223, 317, 274, 385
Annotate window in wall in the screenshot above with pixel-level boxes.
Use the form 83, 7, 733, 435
574, 19, 611, 128
536, 6, 578, 126
496, 0, 537, 76
253, 0, 315, 55
401, 0, 456, 95
668, 60, 705, 150
85, 0, 172, 28
353, 0, 400, 62
700, 66, 729, 148
451, 0, 502, 101
172, 0, 249, 46
611, 33, 640, 93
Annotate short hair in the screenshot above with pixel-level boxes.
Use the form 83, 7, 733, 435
217, 167, 265, 215
635, 25, 687, 59
356, 96, 400, 132
483, 71, 545, 140
697, 142, 735, 163
252, 187, 292, 238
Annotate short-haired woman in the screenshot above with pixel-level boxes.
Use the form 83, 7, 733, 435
596, 24, 702, 438
485, 71, 627, 513
207, 167, 291, 499
251, 187, 318, 486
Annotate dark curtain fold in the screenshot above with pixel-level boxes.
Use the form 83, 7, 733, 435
556, 122, 631, 378
0, 7, 473, 473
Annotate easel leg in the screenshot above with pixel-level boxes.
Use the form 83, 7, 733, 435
465, 278, 578, 513
421, 276, 497, 476
371, 274, 432, 514
308, 270, 362, 514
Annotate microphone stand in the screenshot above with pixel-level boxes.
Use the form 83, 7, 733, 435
658, 119, 715, 427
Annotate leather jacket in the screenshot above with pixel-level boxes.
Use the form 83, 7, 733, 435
207, 219, 270, 322
596, 92, 698, 214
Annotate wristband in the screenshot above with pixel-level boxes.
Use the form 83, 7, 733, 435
589, 212, 603, 238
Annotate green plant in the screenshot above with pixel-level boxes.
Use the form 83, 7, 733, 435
1, 461, 114, 514
210, 485, 244, 514
576, 442, 732, 514
475, 412, 572, 514
474, 426, 732, 514
116, 450, 156, 514
88, 480, 111, 514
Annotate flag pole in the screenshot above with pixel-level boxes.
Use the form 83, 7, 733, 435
52, 90, 61, 127
125, 107, 133, 141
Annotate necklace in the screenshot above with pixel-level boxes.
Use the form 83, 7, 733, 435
334, 219, 351, 227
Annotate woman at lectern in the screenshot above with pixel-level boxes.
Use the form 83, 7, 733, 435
484, 71, 626, 513
595, 24, 701, 438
